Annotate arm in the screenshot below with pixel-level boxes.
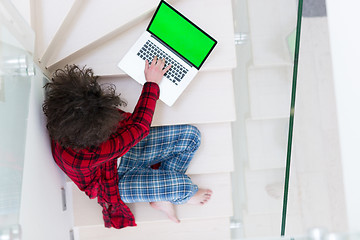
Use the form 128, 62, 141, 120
106, 82, 159, 154
96, 57, 171, 160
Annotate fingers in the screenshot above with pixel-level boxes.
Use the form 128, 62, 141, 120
159, 58, 166, 68
145, 59, 149, 71
154, 56, 165, 69
150, 56, 159, 68
145, 56, 171, 75
148, 56, 167, 68
156, 58, 171, 74
154, 57, 171, 74
162, 63, 172, 74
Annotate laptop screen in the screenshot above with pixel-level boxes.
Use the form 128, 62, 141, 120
147, 1, 217, 69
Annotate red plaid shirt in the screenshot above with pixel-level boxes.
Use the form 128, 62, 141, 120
51, 82, 159, 229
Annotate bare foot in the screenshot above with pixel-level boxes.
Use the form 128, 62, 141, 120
187, 188, 212, 205
150, 201, 180, 223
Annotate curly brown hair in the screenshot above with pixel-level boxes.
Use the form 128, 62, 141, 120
43, 65, 127, 149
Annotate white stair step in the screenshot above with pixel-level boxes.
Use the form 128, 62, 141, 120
76, 217, 231, 240
1, 0, 34, 53
242, 167, 303, 237
45, 0, 236, 74
242, 210, 304, 238
245, 118, 289, 170
244, 168, 301, 216
188, 123, 234, 175
10, 0, 31, 26
31, 0, 75, 60
71, 173, 233, 227
244, 168, 284, 216
98, 71, 236, 126
248, 66, 292, 119
37, 0, 163, 67
248, 0, 297, 66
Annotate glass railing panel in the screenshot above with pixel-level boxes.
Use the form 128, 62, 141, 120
231, 0, 349, 239
0, 1, 35, 239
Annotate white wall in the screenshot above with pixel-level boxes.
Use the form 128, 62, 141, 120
10, 0, 31, 25
19, 67, 73, 240
326, 0, 360, 232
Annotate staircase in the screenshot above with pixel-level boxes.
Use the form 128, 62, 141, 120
7, 0, 350, 239
27, 0, 237, 239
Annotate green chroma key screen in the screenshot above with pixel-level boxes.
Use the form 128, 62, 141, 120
148, 1, 217, 69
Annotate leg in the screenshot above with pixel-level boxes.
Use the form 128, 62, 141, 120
117, 125, 211, 222
118, 167, 198, 223
118, 166, 212, 223
118, 168, 198, 205
119, 125, 201, 173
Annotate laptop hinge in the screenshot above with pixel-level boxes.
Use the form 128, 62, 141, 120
150, 35, 193, 68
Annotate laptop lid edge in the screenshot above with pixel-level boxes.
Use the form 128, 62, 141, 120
146, 0, 217, 70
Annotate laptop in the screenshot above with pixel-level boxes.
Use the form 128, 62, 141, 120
118, 0, 217, 106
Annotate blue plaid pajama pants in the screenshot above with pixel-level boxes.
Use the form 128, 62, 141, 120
118, 125, 200, 204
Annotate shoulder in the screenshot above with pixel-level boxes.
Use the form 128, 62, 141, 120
52, 140, 98, 168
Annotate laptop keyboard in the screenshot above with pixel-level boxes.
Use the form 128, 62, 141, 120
137, 40, 189, 85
